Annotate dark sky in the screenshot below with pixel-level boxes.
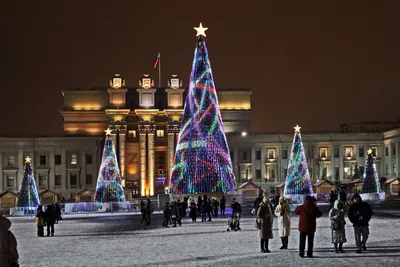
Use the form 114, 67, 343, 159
1, 1, 400, 137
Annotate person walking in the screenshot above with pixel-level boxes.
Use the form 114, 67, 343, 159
329, 200, 347, 253
0, 215, 19, 267
171, 201, 181, 227
162, 202, 171, 227
140, 200, 148, 225
189, 200, 197, 222
212, 198, 219, 217
220, 195, 226, 216
294, 196, 322, 258
145, 198, 152, 225
257, 194, 273, 253
348, 193, 373, 253
55, 203, 62, 224
274, 196, 291, 249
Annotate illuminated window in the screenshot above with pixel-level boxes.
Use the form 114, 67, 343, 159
319, 148, 327, 158
156, 130, 165, 137
128, 130, 136, 138
71, 154, 78, 165
267, 149, 276, 159
345, 147, 353, 158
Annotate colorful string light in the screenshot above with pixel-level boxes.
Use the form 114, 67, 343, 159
283, 126, 313, 196
17, 158, 40, 207
95, 133, 125, 203
361, 149, 382, 193
169, 34, 236, 194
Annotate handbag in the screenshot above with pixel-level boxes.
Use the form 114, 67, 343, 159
255, 217, 261, 229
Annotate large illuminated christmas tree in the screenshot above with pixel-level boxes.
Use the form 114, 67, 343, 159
17, 156, 40, 207
361, 148, 382, 193
95, 128, 125, 203
169, 23, 235, 194
283, 125, 313, 196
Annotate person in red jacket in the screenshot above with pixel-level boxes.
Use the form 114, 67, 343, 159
294, 196, 322, 258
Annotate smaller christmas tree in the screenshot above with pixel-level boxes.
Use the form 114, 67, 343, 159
283, 125, 313, 196
361, 148, 382, 193
17, 156, 40, 207
94, 128, 125, 203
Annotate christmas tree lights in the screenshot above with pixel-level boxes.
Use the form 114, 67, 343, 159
169, 23, 236, 194
17, 156, 40, 207
283, 125, 313, 196
95, 129, 125, 203
361, 148, 382, 193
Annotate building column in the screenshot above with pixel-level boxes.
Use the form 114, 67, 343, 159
139, 133, 147, 196
396, 142, 399, 176
81, 150, 86, 189
49, 151, 55, 190
148, 132, 155, 196
251, 147, 256, 180
167, 133, 175, 181
339, 146, 344, 181
17, 149, 24, 191
260, 146, 266, 180
0, 152, 3, 192
62, 149, 67, 191
233, 148, 239, 185
388, 143, 392, 177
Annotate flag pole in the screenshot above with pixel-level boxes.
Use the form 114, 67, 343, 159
158, 53, 161, 88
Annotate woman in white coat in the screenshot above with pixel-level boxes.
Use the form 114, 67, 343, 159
274, 196, 291, 249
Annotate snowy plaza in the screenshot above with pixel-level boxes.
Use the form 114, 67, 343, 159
9, 208, 400, 267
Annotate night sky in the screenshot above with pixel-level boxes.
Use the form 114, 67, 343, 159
1, 1, 400, 137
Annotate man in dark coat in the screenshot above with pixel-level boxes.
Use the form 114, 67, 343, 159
45, 204, 57, 236
294, 196, 322, 258
220, 196, 226, 216
348, 193, 373, 253
171, 201, 181, 227
339, 190, 347, 204
146, 198, 152, 225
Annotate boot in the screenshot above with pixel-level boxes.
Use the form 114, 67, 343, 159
279, 237, 285, 249
339, 243, 345, 253
260, 239, 266, 253
334, 243, 339, 253
265, 239, 271, 253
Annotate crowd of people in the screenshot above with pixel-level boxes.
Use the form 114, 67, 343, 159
254, 192, 373, 258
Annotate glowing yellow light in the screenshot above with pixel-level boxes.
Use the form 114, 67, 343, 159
105, 128, 112, 135
367, 148, 373, 155
194, 22, 208, 37
294, 125, 301, 132
25, 156, 31, 163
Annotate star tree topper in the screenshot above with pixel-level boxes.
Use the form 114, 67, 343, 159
105, 128, 112, 136
294, 125, 301, 132
194, 22, 208, 37
25, 156, 31, 164
367, 148, 373, 155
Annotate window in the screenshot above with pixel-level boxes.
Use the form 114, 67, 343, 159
255, 150, 261, 160
393, 163, 397, 175
345, 147, 353, 158
71, 154, 77, 165
267, 149, 275, 159
282, 149, 288, 159
55, 155, 62, 165
319, 148, 327, 158
370, 147, 377, 157
393, 146, 396, 155
156, 130, 164, 137
335, 167, 340, 179
256, 169, 261, 179
55, 175, 62, 186
385, 165, 389, 175
39, 155, 47, 166
86, 174, 93, 185
283, 169, 288, 178
240, 150, 247, 161
39, 175, 47, 187
86, 154, 93, 165
359, 148, 365, 158
128, 130, 136, 138
70, 174, 78, 186
7, 175, 14, 188
7, 156, 15, 166
269, 168, 275, 179
334, 148, 339, 158
385, 147, 389, 156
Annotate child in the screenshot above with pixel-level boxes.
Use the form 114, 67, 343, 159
189, 200, 197, 222
36, 205, 45, 237
329, 200, 347, 253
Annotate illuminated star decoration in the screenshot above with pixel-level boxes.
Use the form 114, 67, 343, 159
367, 148, 373, 155
25, 156, 31, 164
194, 22, 208, 37
105, 128, 112, 136
294, 125, 301, 132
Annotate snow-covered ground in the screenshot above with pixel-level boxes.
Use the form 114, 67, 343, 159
9, 213, 400, 267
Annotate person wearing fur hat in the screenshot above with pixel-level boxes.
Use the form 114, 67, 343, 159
329, 200, 347, 253
0, 215, 19, 267
257, 194, 274, 253
274, 196, 291, 249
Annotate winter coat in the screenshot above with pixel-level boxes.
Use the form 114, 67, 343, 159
189, 203, 197, 218
0, 215, 19, 267
170, 203, 181, 218
231, 202, 242, 214
274, 198, 291, 237
45, 205, 57, 224
348, 195, 373, 226
257, 202, 273, 239
163, 204, 171, 220
220, 197, 226, 209
329, 200, 347, 243
294, 199, 322, 233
